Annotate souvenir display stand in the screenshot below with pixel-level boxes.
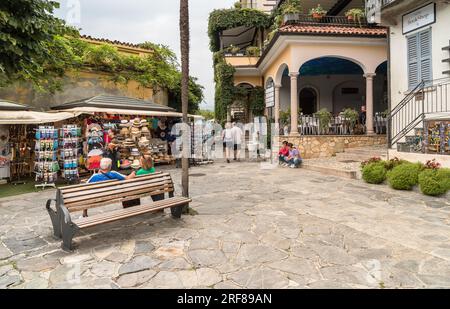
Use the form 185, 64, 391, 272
424, 119, 450, 155
9, 125, 34, 185
0, 125, 10, 183
60, 125, 81, 184
34, 126, 59, 189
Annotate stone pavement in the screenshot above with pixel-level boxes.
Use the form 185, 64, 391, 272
0, 162, 449, 289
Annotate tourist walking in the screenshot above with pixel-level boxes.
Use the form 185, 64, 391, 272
222, 122, 233, 163
231, 122, 243, 161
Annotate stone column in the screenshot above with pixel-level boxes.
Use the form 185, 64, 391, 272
364, 73, 376, 135
274, 84, 281, 129
289, 72, 300, 136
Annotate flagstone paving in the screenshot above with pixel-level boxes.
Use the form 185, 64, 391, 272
0, 162, 449, 289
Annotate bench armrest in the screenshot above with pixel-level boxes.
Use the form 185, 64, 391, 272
46, 199, 57, 211
60, 204, 73, 225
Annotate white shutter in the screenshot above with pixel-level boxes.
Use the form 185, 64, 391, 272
407, 34, 419, 89
419, 29, 432, 84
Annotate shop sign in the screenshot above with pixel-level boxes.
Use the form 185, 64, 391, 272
265, 84, 275, 108
403, 3, 436, 34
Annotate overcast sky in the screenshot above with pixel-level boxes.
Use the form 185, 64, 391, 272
55, 0, 236, 110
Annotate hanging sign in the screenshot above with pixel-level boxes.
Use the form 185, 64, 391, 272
265, 84, 275, 108
403, 3, 436, 34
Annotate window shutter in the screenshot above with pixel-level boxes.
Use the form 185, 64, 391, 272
419, 29, 432, 84
407, 34, 419, 89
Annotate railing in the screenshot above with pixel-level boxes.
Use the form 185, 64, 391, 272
381, 0, 397, 8
387, 77, 450, 147
284, 15, 371, 27
281, 114, 387, 136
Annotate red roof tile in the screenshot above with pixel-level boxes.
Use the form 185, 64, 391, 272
80, 35, 153, 51
279, 24, 387, 37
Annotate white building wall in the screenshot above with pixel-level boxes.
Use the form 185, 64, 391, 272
389, 2, 450, 109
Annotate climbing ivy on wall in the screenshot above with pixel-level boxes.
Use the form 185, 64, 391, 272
208, 8, 272, 52
214, 59, 236, 122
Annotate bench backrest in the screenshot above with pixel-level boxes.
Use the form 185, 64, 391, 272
58, 172, 175, 213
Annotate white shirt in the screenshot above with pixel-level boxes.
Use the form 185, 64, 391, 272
231, 126, 243, 145
222, 128, 233, 142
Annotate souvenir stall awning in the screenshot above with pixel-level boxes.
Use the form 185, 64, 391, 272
0, 100, 31, 111
51, 94, 203, 119
51, 95, 176, 112
53, 106, 203, 119
0, 111, 81, 124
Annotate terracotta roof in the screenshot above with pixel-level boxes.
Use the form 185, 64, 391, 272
279, 24, 387, 37
80, 35, 152, 51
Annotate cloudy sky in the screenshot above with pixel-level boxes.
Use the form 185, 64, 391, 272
55, 0, 236, 110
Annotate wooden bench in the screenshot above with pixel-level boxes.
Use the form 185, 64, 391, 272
46, 172, 191, 251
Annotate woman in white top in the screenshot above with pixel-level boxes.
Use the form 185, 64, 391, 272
222, 122, 233, 163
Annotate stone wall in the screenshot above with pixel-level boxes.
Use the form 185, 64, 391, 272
0, 70, 169, 111
275, 135, 387, 159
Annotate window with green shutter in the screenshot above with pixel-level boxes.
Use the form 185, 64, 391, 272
407, 28, 432, 89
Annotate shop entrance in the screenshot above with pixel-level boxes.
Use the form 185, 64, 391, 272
299, 87, 317, 115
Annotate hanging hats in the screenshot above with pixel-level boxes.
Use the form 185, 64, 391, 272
131, 159, 141, 169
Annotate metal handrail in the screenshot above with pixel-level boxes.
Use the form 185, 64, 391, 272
388, 77, 450, 147
284, 15, 371, 27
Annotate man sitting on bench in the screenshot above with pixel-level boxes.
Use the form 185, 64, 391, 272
84, 158, 136, 216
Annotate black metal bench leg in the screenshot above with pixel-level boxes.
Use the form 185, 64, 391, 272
61, 222, 79, 252
171, 205, 184, 219
46, 199, 62, 239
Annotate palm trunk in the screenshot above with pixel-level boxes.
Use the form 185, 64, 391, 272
180, 0, 190, 202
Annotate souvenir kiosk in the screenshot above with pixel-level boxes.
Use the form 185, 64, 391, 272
51, 95, 203, 175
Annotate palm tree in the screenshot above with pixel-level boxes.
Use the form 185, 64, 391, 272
180, 0, 190, 204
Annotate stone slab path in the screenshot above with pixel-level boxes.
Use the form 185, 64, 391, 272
0, 162, 449, 289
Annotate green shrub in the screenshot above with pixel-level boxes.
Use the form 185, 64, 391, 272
419, 169, 448, 196
384, 157, 408, 170
436, 168, 450, 191
387, 163, 423, 190
362, 162, 387, 184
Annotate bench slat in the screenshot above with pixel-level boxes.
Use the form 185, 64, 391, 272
63, 177, 173, 202
74, 197, 191, 229
59, 172, 168, 194
66, 186, 174, 212
75, 196, 189, 225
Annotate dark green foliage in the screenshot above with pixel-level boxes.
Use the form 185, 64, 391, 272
419, 169, 448, 196
0, 0, 78, 92
214, 61, 235, 122
362, 162, 387, 184
387, 163, 423, 190
208, 8, 272, 52
436, 168, 450, 191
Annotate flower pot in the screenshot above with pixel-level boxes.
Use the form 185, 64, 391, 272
312, 13, 324, 19
347, 15, 354, 22
283, 13, 300, 24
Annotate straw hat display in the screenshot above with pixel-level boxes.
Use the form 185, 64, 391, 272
119, 120, 130, 128
138, 136, 150, 148
130, 148, 140, 157
131, 159, 140, 169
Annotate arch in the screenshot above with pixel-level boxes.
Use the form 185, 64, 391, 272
275, 63, 289, 86
234, 81, 257, 87
299, 87, 319, 115
375, 61, 388, 74
298, 56, 365, 76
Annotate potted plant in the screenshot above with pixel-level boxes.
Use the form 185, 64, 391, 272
309, 4, 327, 20
315, 108, 332, 134
246, 46, 261, 57
341, 108, 359, 134
281, 0, 302, 23
345, 8, 365, 23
